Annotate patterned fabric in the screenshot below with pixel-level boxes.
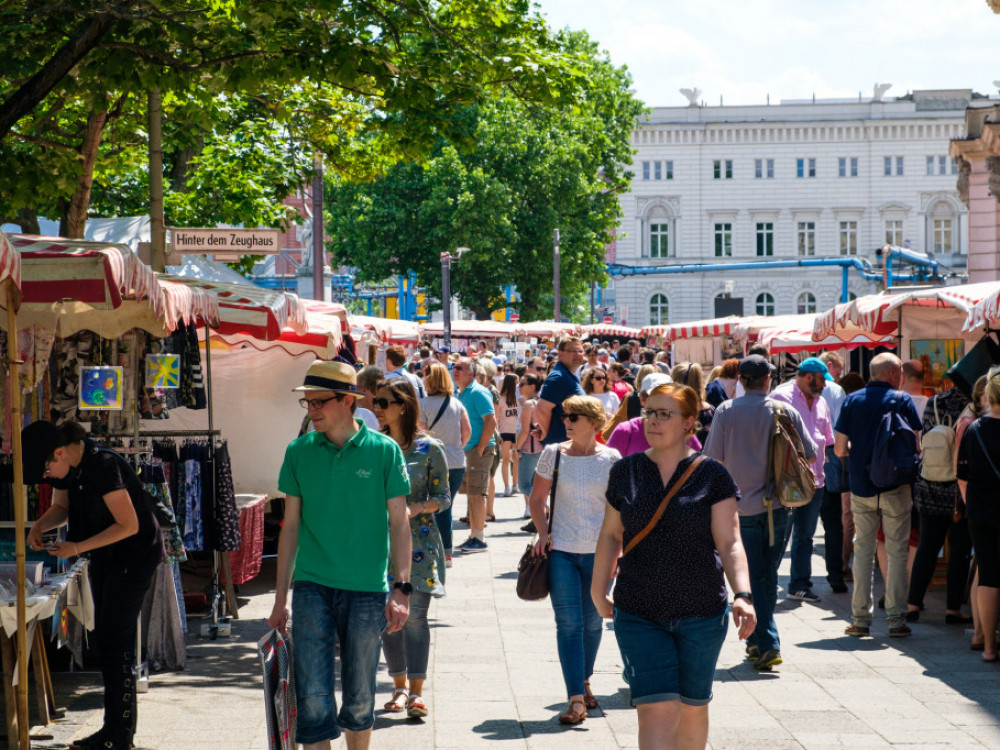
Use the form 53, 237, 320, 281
212, 442, 242, 551
913, 387, 969, 516
178, 460, 203, 551
258, 628, 297, 750
183, 323, 207, 410
144, 478, 186, 564
140, 562, 186, 671
387, 437, 450, 597
226, 497, 266, 585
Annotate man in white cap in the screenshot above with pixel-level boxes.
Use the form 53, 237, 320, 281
268, 360, 413, 750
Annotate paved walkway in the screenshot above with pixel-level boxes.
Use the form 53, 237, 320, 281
32, 491, 1000, 749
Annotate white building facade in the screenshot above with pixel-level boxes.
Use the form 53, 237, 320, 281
609, 89, 978, 328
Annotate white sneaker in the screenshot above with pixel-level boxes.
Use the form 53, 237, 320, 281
502, 487, 512, 497
523, 507, 532, 518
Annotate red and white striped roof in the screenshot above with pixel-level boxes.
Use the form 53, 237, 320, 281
0, 231, 21, 305
349, 315, 421, 344
582, 323, 643, 339
518, 320, 580, 338
213, 302, 346, 359
642, 316, 741, 341
422, 319, 522, 338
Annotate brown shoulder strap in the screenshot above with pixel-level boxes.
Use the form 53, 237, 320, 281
623, 455, 707, 556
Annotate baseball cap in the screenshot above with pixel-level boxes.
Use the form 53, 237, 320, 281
639, 373, 673, 395
738, 355, 776, 379
798, 357, 834, 381
437, 345, 451, 354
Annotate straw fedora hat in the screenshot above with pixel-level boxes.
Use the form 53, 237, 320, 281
293, 360, 364, 399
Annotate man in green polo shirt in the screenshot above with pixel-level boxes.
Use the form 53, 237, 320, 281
268, 360, 412, 750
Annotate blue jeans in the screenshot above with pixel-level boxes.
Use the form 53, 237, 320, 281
518, 452, 541, 501
613, 606, 729, 706
435, 467, 465, 554
740, 509, 788, 653
548, 550, 603, 698
292, 582, 387, 744
783, 488, 824, 593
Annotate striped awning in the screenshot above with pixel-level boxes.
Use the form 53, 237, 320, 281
422, 319, 522, 338
349, 315, 421, 344
642, 316, 741, 341
518, 320, 580, 338
212, 301, 346, 358
0, 230, 21, 307
581, 323, 643, 339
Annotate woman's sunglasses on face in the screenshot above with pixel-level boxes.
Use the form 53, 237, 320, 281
372, 397, 404, 409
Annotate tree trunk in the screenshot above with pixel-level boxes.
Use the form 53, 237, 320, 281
169, 141, 203, 192
61, 108, 109, 238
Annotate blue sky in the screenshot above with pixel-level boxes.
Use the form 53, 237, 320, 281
535, 0, 1000, 107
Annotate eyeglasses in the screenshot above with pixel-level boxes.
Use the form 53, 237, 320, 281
592, 375, 606, 381
561, 413, 586, 423
299, 394, 346, 410
641, 407, 681, 422
372, 397, 404, 410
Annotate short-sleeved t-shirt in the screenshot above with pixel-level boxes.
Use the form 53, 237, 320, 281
278, 421, 410, 593
606, 453, 739, 622
458, 381, 495, 451
834, 382, 922, 497
956, 417, 1000, 524
51, 441, 164, 568
538, 362, 585, 445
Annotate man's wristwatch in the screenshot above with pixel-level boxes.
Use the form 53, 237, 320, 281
393, 581, 413, 596
733, 591, 753, 605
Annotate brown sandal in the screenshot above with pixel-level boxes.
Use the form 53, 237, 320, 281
383, 689, 408, 712
558, 699, 587, 725
583, 681, 598, 709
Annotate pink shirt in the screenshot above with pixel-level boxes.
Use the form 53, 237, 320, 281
607, 417, 702, 458
770, 382, 835, 485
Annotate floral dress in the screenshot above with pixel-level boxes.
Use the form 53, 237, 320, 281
387, 436, 451, 597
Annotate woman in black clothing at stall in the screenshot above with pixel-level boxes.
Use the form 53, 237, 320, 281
22, 421, 163, 750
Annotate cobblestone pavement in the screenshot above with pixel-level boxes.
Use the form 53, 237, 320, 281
31, 490, 1000, 749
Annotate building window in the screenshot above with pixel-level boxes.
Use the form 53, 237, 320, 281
714, 223, 733, 257
797, 222, 815, 256
649, 223, 670, 258
642, 161, 650, 180
654, 161, 662, 180
797, 292, 817, 314
885, 220, 903, 247
928, 155, 952, 176
840, 157, 858, 177
926, 156, 935, 176
649, 293, 669, 325
932, 219, 954, 254
756, 292, 775, 316
756, 222, 774, 257
851, 157, 858, 177
713, 159, 733, 179
665, 160, 674, 180
884, 156, 904, 176
839, 221, 858, 255
754, 159, 774, 179
796, 158, 816, 178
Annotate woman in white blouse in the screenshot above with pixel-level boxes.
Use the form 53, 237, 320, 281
582, 367, 621, 420
528, 395, 621, 726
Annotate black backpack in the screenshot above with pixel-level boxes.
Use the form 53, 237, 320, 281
868, 396, 921, 490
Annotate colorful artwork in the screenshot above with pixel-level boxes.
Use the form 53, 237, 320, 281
145, 354, 180, 389
910, 339, 963, 388
79, 366, 124, 410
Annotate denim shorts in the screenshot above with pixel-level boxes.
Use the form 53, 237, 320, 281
292, 581, 387, 743
613, 605, 729, 707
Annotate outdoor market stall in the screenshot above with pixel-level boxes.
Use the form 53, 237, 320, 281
517, 320, 580, 340
642, 316, 744, 368
734, 313, 895, 354
581, 323, 644, 342
422, 319, 522, 353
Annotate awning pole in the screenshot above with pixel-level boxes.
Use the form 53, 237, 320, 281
6, 278, 29, 749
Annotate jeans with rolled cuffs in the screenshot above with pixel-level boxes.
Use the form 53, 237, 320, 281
435, 467, 465, 554
382, 590, 433, 680
292, 582, 387, 745
517, 452, 541, 501
739, 509, 788, 653
548, 550, 603, 698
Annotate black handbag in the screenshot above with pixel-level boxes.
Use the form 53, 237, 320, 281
516, 450, 561, 601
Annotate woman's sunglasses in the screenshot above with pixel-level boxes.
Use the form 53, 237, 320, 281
372, 397, 404, 409
561, 413, 586, 423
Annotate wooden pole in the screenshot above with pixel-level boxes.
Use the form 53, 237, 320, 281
5, 279, 29, 749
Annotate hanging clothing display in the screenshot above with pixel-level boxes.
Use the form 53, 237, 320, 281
140, 563, 186, 672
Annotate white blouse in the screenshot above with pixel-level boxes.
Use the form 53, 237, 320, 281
535, 443, 621, 554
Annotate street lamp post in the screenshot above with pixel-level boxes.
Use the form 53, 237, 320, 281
553, 228, 561, 322
440, 251, 452, 350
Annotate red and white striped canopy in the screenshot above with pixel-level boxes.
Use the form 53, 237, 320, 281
161, 276, 308, 341
422, 319, 522, 338
642, 316, 741, 341
582, 323, 643, 339
349, 315, 421, 344
0, 230, 21, 306
745, 314, 894, 354
518, 320, 580, 338
213, 301, 346, 358
158, 279, 220, 330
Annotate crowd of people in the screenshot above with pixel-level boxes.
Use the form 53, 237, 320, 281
259, 336, 1000, 750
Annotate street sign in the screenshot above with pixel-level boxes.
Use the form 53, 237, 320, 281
603, 316, 612, 323
510, 312, 520, 322
167, 227, 282, 256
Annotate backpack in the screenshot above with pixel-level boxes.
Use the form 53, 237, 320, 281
763, 402, 817, 543
868, 395, 922, 490
919, 398, 956, 483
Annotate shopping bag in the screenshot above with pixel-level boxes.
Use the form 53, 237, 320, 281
258, 628, 297, 750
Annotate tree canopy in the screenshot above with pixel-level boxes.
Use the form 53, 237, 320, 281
326, 30, 645, 320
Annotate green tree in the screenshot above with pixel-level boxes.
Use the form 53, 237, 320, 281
327, 30, 645, 320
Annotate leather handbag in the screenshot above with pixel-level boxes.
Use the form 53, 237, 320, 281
516, 450, 561, 601
622, 455, 706, 557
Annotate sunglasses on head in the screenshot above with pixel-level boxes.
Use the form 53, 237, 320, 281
372, 397, 404, 409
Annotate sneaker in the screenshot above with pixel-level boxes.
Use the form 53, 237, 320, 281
844, 623, 871, 637
745, 645, 760, 661
522, 507, 532, 519
520, 520, 537, 534
458, 537, 488, 553
829, 580, 848, 594
445, 554, 452, 568
788, 589, 821, 603
502, 487, 512, 497
752, 649, 782, 671
511, 485, 520, 495
888, 624, 912, 638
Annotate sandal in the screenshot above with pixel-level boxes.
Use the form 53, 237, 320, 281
406, 694, 428, 718
558, 699, 587, 725
486, 513, 496, 522
583, 681, 598, 709
384, 688, 408, 712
